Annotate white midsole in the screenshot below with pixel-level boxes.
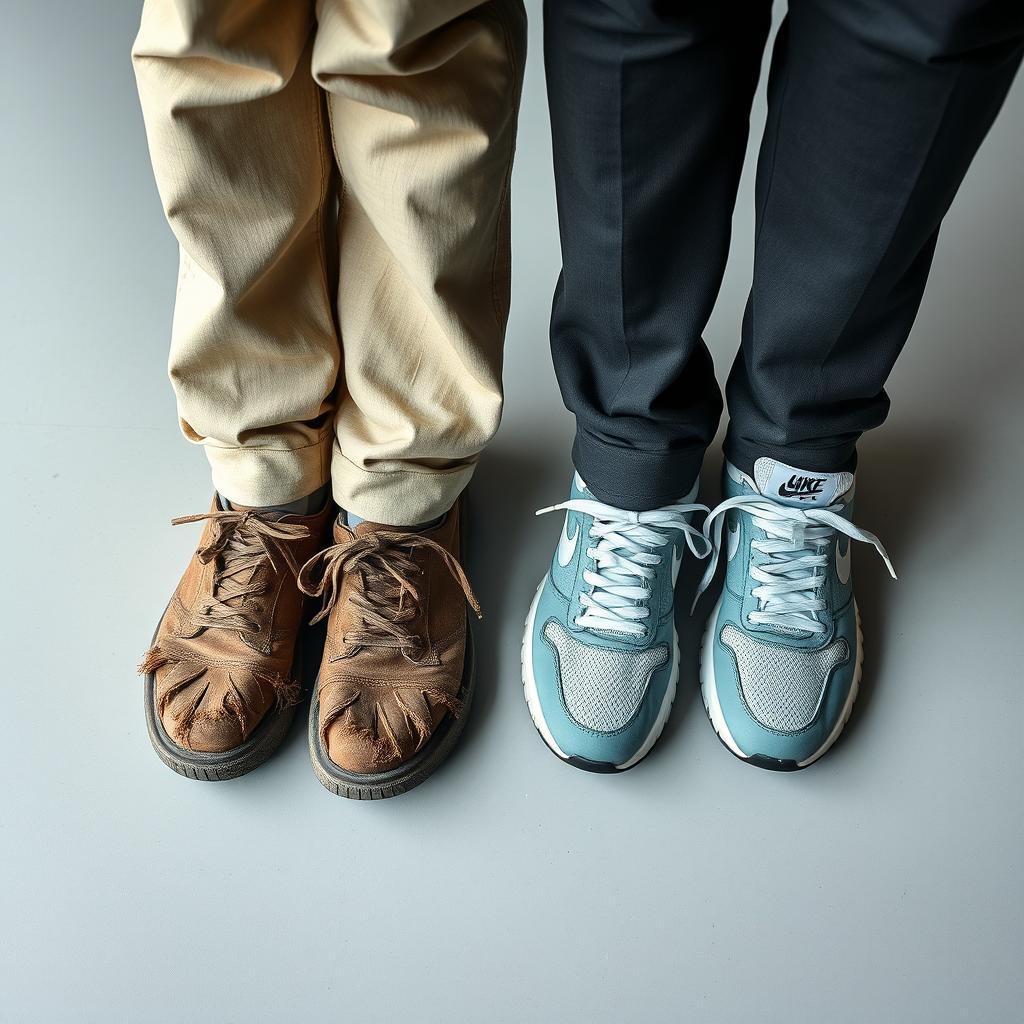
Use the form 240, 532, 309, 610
521, 579, 570, 761
699, 597, 863, 768
521, 575, 679, 770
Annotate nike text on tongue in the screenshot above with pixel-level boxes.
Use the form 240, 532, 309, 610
753, 457, 853, 508
694, 469, 897, 628
777, 475, 827, 500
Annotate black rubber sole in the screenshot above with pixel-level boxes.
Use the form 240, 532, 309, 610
308, 618, 476, 800
744, 752, 802, 772
708, 726, 803, 773
525, 715, 652, 776
566, 755, 621, 774
533, 732, 654, 776
143, 610, 301, 782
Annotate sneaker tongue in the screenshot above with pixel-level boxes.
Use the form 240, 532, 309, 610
753, 458, 853, 508
571, 472, 593, 499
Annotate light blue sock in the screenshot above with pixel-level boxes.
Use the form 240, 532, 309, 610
221, 482, 330, 516
342, 509, 445, 532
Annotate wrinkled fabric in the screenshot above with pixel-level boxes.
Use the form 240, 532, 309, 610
544, 0, 1024, 510
133, 0, 526, 523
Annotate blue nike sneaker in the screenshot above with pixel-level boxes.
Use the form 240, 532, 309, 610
697, 458, 896, 771
522, 473, 710, 773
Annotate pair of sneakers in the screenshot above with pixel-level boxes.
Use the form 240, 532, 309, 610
523, 458, 895, 773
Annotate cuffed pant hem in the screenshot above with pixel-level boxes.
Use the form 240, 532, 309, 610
572, 428, 705, 512
724, 433, 859, 478
205, 434, 333, 507
330, 446, 474, 526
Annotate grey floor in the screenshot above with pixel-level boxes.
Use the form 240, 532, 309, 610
3, 4, 1023, 1023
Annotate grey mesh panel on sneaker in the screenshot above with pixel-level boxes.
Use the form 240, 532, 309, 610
543, 620, 668, 732
720, 625, 848, 732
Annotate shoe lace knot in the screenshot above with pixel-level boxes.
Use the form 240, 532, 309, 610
695, 496, 897, 633
172, 509, 310, 634
536, 497, 711, 637
298, 531, 481, 661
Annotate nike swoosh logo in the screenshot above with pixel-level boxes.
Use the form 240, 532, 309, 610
836, 538, 851, 585
557, 514, 579, 567
671, 544, 684, 583
727, 517, 740, 561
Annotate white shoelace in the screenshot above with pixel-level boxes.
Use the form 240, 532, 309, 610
536, 498, 711, 636
694, 496, 897, 633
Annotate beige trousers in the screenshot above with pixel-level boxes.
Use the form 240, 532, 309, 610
132, 0, 525, 524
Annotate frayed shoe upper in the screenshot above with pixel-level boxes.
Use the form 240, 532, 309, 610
140, 499, 333, 754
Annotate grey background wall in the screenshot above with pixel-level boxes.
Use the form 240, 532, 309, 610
1, 3, 1022, 1022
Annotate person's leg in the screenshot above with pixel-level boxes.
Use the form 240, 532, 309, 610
133, 0, 338, 508
132, 0, 337, 778
545, 0, 771, 511
521, 1, 770, 774
299, 0, 526, 798
312, 0, 526, 528
703, 0, 1024, 771
725, 0, 1024, 474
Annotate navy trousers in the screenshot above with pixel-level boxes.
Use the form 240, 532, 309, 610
545, 0, 1024, 509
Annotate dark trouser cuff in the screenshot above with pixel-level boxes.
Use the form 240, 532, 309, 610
572, 428, 705, 512
724, 433, 858, 479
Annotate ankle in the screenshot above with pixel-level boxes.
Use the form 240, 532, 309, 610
221, 482, 331, 516
340, 508, 446, 532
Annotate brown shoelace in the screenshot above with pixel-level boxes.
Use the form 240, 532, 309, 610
172, 509, 311, 633
298, 531, 481, 659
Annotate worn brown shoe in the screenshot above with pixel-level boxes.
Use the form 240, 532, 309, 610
298, 500, 480, 799
139, 498, 333, 781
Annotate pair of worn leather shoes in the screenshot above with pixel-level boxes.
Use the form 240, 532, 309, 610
140, 497, 478, 799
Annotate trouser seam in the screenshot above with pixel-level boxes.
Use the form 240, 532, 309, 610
201, 429, 333, 455
333, 450, 476, 479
